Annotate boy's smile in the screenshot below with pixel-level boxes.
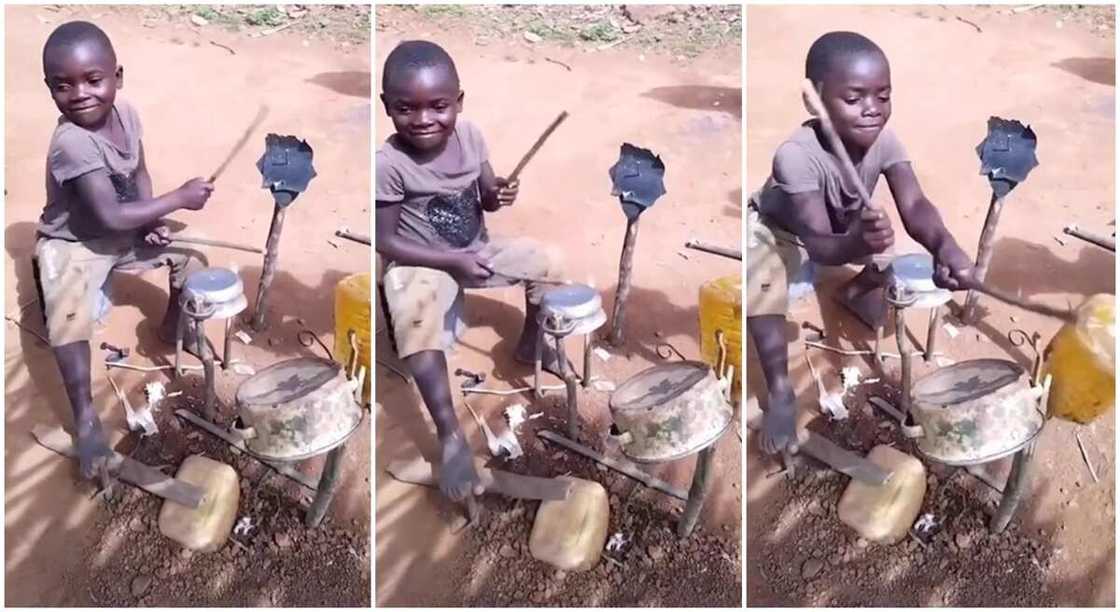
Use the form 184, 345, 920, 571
819, 53, 891, 154
43, 41, 122, 130
381, 65, 463, 154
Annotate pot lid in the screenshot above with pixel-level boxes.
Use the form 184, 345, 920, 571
183, 267, 244, 304
611, 360, 710, 412
912, 358, 1024, 406
540, 283, 602, 320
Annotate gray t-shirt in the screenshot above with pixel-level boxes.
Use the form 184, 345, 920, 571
375, 119, 491, 256
38, 100, 145, 241
755, 120, 909, 234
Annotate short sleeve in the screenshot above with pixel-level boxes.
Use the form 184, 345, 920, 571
48, 127, 105, 184
120, 100, 144, 143
460, 120, 490, 165
875, 129, 909, 172
375, 149, 405, 204
770, 141, 823, 195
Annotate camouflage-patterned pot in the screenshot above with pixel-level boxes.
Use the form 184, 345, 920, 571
908, 359, 1046, 466
609, 361, 732, 463
234, 357, 363, 462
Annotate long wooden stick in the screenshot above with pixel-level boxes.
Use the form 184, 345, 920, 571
608, 216, 641, 345
171, 234, 263, 254
334, 229, 371, 246
209, 105, 269, 183
1064, 224, 1116, 252
684, 239, 742, 261
508, 111, 569, 182
538, 430, 689, 500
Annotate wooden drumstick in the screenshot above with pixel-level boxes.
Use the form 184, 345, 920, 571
209, 105, 269, 183
507, 111, 569, 183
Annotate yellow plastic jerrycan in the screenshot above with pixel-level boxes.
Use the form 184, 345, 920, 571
1043, 293, 1115, 424
335, 273, 372, 404
698, 274, 742, 398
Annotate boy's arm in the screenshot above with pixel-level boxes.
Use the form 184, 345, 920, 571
70, 168, 211, 233
776, 190, 893, 265
884, 163, 976, 289
375, 202, 491, 280
478, 161, 517, 212
136, 143, 154, 201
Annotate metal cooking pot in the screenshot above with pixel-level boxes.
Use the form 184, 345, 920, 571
609, 361, 732, 463
181, 267, 247, 319
539, 283, 606, 335
886, 254, 952, 309
907, 359, 1047, 466
233, 357, 363, 462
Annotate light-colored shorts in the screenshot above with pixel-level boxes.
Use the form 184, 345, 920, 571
746, 208, 805, 317
383, 236, 564, 358
35, 235, 207, 346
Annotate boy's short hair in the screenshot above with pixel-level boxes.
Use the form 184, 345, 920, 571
805, 31, 886, 85
382, 40, 459, 92
42, 21, 116, 68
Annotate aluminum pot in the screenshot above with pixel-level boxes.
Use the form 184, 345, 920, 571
233, 357, 363, 462
609, 360, 732, 463
907, 359, 1047, 466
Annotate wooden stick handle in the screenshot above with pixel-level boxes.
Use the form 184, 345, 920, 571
684, 239, 742, 261
170, 234, 263, 254
800, 79, 877, 211
507, 110, 569, 183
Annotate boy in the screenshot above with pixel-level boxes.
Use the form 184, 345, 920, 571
376, 41, 564, 503
37, 21, 214, 481
746, 31, 977, 454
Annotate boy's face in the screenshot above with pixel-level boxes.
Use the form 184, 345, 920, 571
819, 52, 891, 151
381, 66, 463, 153
43, 41, 122, 129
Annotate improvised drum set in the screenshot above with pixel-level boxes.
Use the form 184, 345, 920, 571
174, 265, 366, 527
876, 253, 1051, 532
532, 281, 736, 538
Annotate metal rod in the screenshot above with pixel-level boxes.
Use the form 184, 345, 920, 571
335, 229, 371, 246
209, 105, 269, 183
895, 304, 912, 418
252, 204, 288, 331
170, 235, 263, 254
222, 318, 233, 371
963, 193, 1007, 322
558, 336, 579, 440
198, 321, 217, 421
581, 334, 592, 389
684, 240, 742, 261
1063, 224, 1115, 252
306, 443, 346, 528
508, 111, 569, 182
677, 445, 716, 538
537, 430, 690, 501
608, 216, 641, 346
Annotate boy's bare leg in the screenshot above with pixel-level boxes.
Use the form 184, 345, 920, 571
405, 350, 482, 501
836, 265, 888, 330
53, 341, 113, 479
748, 315, 798, 454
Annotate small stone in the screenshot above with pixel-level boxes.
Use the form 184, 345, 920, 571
269, 337, 281, 347
274, 532, 292, 549
130, 574, 153, 597
855, 538, 869, 549
499, 543, 517, 558
190, 15, 208, 27
647, 545, 665, 561
179, 549, 193, 559
801, 558, 824, 579
523, 31, 543, 43
955, 533, 973, 550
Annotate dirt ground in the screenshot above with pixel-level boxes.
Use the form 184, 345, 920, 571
746, 5, 1115, 607
374, 5, 742, 607
4, 5, 371, 606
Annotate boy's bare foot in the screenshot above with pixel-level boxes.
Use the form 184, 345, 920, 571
75, 425, 113, 481
760, 391, 798, 455
439, 431, 483, 501
513, 341, 566, 378
836, 266, 888, 330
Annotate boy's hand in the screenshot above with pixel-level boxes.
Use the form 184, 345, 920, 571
439, 430, 484, 502
932, 244, 977, 291
848, 207, 894, 256
494, 177, 519, 208
142, 224, 172, 247
449, 252, 494, 282
176, 178, 214, 211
